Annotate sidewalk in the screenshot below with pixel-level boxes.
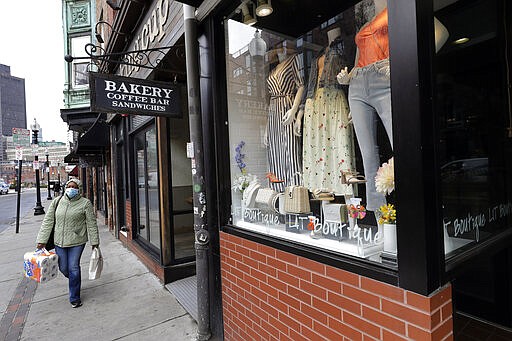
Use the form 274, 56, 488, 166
0, 201, 197, 341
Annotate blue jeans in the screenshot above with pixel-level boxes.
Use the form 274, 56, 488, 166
55, 244, 85, 303
349, 59, 393, 211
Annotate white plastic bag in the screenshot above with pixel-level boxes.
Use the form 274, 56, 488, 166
88, 247, 103, 280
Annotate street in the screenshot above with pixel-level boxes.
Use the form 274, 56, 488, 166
0, 198, 197, 341
0, 188, 46, 233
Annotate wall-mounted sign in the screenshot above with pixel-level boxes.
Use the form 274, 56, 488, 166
90, 73, 181, 117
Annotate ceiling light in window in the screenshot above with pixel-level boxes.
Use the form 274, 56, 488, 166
256, 0, 273, 17
241, 1, 257, 26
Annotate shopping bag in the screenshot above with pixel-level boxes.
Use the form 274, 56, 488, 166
23, 248, 59, 283
88, 247, 103, 280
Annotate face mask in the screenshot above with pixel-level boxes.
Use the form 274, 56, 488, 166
66, 188, 79, 198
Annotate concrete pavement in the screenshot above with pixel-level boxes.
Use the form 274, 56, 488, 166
0, 200, 198, 341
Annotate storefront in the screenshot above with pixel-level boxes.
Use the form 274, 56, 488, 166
101, 0, 196, 284
185, 0, 512, 339
93, 0, 512, 338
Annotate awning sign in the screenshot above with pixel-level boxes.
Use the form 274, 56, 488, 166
90, 73, 181, 117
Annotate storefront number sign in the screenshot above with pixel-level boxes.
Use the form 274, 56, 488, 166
90, 73, 181, 117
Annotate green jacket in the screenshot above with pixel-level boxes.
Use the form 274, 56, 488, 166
36, 194, 100, 247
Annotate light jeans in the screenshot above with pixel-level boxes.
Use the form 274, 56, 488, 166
55, 244, 85, 303
348, 59, 393, 211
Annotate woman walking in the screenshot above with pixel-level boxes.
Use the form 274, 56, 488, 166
36, 178, 99, 308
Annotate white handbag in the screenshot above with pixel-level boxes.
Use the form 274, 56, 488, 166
88, 247, 103, 280
255, 187, 278, 209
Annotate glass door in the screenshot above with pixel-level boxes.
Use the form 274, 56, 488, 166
134, 125, 161, 251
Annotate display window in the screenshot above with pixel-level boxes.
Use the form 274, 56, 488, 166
434, 0, 512, 259
225, 0, 400, 264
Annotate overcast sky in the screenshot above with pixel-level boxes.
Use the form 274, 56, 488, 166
0, 1, 68, 143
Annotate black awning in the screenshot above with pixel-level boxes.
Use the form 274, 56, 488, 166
75, 118, 109, 155
64, 152, 79, 164
60, 107, 103, 133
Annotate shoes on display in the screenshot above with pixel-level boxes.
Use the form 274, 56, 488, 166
266, 172, 284, 183
311, 189, 335, 201
341, 170, 366, 185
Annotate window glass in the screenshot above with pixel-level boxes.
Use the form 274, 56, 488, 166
169, 115, 195, 261
134, 125, 161, 250
70, 35, 90, 88
225, 0, 397, 264
435, 0, 512, 258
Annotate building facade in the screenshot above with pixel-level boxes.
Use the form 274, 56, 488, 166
61, 0, 109, 219
0, 64, 27, 163
75, 0, 512, 340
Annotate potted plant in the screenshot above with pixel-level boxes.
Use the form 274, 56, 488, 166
375, 157, 397, 255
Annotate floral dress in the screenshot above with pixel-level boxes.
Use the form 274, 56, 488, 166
302, 38, 355, 194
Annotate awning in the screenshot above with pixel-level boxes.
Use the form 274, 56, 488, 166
60, 107, 102, 133
69, 166, 79, 177
64, 152, 79, 164
74, 118, 109, 155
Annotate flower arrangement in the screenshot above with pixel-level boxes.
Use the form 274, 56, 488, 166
348, 204, 366, 219
232, 141, 255, 193
235, 141, 247, 174
375, 157, 396, 224
232, 173, 256, 193
377, 203, 396, 225
375, 157, 394, 195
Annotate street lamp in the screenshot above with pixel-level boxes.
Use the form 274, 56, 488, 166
45, 148, 52, 200
31, 118, 45, 215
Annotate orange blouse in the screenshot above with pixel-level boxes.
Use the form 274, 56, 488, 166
355, 8, 389, 67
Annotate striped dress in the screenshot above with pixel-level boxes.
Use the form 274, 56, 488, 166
266, 54, 304, 192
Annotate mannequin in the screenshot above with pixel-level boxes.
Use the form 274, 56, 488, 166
297, 27, 356, 194
337, 0, 449, 210
265, 45, 304, 192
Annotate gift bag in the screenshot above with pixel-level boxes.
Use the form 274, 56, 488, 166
23, 248, 59, 283
284, 173, 310, 214
88, 247, 103, 280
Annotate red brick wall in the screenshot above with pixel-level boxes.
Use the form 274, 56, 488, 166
220, 232, 453, 341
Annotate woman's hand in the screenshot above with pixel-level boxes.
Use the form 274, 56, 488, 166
36, 243, 46, 250
293, 108, 303, 137
282, 109, 295, 126
337, 67, 350, 85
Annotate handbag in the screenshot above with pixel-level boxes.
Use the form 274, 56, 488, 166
46, 195, 64, 251
284, 172, 310, 214
255, 187, 278, 210
88, 247, 103, 280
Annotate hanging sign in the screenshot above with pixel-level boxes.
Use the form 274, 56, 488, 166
90, 73, 181, 117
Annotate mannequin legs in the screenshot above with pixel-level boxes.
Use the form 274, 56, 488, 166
348, 59, 393, 211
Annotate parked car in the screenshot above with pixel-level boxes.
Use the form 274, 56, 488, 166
0, 182, 9, 195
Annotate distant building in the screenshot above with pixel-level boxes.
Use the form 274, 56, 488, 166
0, 64, 27, 162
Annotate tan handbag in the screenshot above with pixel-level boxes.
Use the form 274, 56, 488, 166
284, 173, 310, 214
